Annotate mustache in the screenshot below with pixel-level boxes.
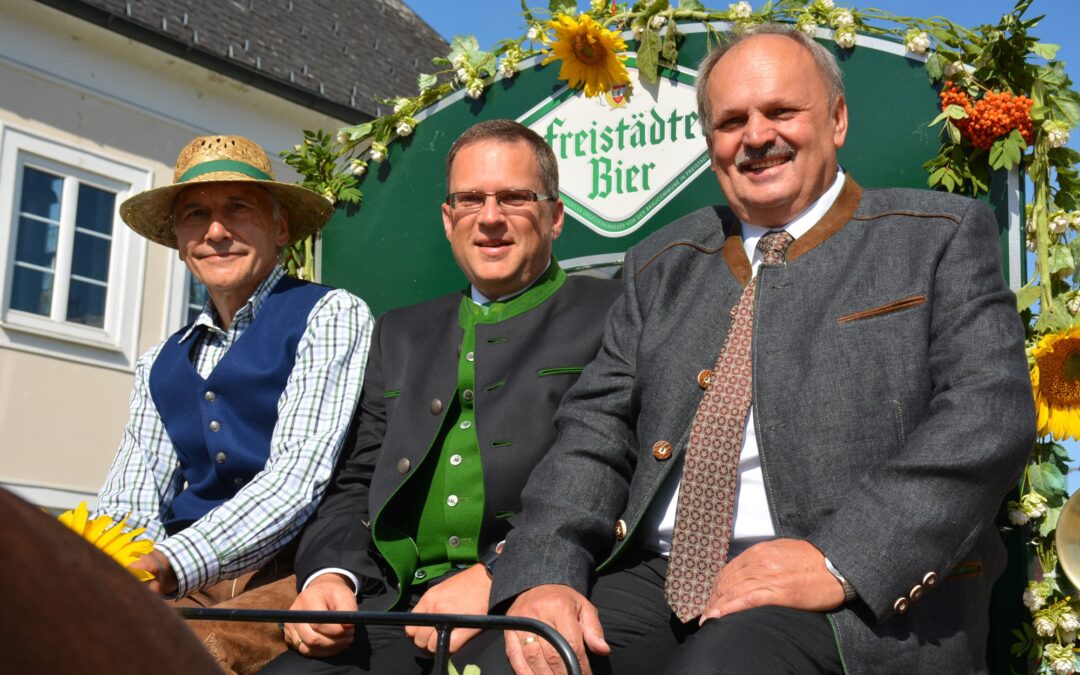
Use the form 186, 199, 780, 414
735, 142, 797, 168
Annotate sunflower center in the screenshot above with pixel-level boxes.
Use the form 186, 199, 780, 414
1067, 351, 1080, 382
1041, 346, 1080, 405
572, 34, 606, 66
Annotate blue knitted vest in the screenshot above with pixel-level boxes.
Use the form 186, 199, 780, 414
149, 275, 331, 533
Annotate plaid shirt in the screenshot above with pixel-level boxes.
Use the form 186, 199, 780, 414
97, 266, 373, 596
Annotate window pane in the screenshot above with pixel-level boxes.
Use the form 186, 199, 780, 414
15, 216, 58, 269
75, 184, 116, 235
71, 232, 111, 282
10, 266, 53, 316
66, 279, 107, 328
20, 167, 62, 221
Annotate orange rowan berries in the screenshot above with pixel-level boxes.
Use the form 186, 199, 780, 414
938, 83, 1033, 150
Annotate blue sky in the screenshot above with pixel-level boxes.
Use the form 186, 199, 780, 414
409, 0, 1078, 80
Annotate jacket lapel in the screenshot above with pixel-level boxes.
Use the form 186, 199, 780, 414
721, 177, 864, 281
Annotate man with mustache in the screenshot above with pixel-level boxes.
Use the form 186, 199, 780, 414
97, 135, 373, 671
471, 24, 1035, 674
262, 119, 619, 674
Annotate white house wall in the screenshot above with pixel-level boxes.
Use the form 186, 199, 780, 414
0, 0, 349, 509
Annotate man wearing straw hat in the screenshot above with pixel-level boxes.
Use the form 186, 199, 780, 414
96, 135, 373, 671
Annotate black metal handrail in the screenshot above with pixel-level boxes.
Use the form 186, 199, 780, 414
179, 608, 582, 675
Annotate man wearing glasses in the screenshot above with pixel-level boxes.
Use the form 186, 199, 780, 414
263, 119, 619, 673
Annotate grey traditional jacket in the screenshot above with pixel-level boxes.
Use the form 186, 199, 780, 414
295, 273, 619, 610
491, 180, 1035, 673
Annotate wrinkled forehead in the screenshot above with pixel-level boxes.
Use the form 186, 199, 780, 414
172, 182, 273, 214
712, 34, 828, 101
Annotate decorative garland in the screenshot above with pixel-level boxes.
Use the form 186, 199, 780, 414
283, 1, 1080, 670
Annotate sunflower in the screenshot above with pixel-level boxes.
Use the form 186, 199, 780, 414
58, 502, 156, 581
541, 14, 630, 98
1032, 326, 1080, 440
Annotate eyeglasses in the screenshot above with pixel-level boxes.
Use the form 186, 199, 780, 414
445, 189, 554, 212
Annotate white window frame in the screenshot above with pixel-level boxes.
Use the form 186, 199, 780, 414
163, 260, 209, 336
0, 125, 150, 369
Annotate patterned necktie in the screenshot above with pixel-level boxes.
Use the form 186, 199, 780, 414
664, 229, 794, 623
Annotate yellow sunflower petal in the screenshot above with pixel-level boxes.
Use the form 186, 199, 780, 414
93, 517, 128, 550
55, 506, 157, 576
127, 566, 156, 582
58, 501, 89, 533
84, 514, 115, 545
1032, 326, 1080, 440
100, 527, 138, 557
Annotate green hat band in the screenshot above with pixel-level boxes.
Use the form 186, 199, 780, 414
177, 159, 273, 183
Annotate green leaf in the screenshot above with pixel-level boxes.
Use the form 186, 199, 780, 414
417, 73, 437, 91
450, 35, 481, 55
1029, 103, 1052, 121
1058, 182, 1080, 213
930, 104, 969, 128
660, 21, 681, 67
476, 50, 498, 76
1049, 244, 1075, 274
1036, 304, 1072, 332
946, 122, 962, 145
1030, 461, 1067, 496
941, 171, 956, 192
988, 141, 1006, 170
1039, 504, 1062, 537
637, 28, 661, 84
679, 0, 705, 9
344, 123, 373, 141
549, 0, 577, 15
944, 103, 969, 120
1050, 92, 1080, 128
1031, 42, 1061, 59
1069, 237, 1080, 282
925, 53, 944, 82
988, 131, 1025, 170
1015, 282, 1040, 311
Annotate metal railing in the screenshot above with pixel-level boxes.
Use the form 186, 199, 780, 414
179, 608, 581, 675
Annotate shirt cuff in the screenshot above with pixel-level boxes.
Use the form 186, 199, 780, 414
156, 528, 221, 598
304, 568, 360, 595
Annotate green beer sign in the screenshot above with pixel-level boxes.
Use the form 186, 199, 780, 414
520, 59, 708, 237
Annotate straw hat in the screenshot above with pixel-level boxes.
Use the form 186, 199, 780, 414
119, 135, 334, 249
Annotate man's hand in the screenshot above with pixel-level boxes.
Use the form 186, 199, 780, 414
407, 563, 490, 654
130, 550, 178, 597
701, 538, 846, 623
283, 574, 358, 658
504, 584, 609, 675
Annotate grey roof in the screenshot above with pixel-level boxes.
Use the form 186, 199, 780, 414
36, 0, 449, 122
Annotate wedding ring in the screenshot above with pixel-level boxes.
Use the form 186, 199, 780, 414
522, 635, 537, 646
